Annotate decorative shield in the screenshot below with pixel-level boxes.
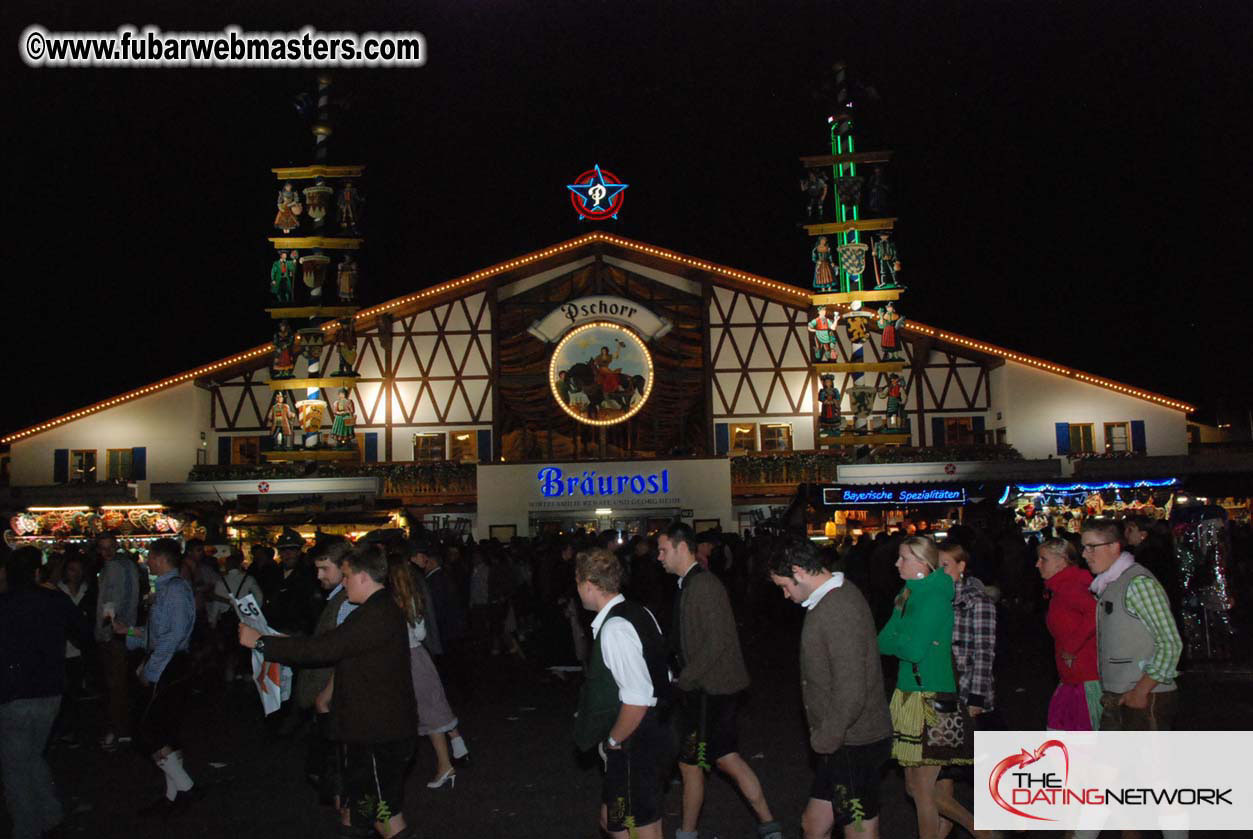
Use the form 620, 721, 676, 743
843, 311, 872, 343
296, 399, 328, 433
838, 242, 869, 278
300, 252, 331, 288
834, 176, 864, 206
847, 385, 878, 420
297, 328, 325, 363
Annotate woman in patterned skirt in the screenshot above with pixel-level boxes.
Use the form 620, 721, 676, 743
878, 537, 987, 839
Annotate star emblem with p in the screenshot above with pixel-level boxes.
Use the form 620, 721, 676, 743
567, 164, 629, 220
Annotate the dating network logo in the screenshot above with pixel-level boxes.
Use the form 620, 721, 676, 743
989, 739, 1072, 821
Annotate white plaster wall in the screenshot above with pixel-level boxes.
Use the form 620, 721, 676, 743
1000, 361, 1187, 466
10, 383, 210, 486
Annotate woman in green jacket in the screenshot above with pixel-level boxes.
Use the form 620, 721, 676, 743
878, 537, 983, 839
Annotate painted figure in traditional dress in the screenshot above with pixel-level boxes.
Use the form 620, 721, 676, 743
331, 388, 356, 448
271, 320, 297, 379
337, 254, 359, 303
812, 236, 836, 291
865, 165, 892, 216
270, 250, 298, 304
592, 344, 624, 394
807, 306, 840, 362
268, 392, 295, 449
817, 373, 842, 434
878, 373, 908, 430
873, 231, 902, 288
877, 302, 904, 360
337, 180, 364, 233
800, 170, 828, 220
274, 182, 302, 233
302, 177, 334, 230
332, 319, 358, 377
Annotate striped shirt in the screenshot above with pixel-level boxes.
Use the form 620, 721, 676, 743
1123, 574, 1182, 684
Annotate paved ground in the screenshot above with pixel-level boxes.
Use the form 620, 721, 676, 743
12, 602, 1253, 839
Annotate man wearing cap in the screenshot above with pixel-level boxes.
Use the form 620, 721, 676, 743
658, 522, 783, 839
264, 529, 322, 638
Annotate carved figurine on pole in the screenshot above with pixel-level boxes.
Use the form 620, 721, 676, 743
270, 250, 298, 304
331, 388, 357, 448
800, 170, 828, 221
337, 254, 359, 303
807, 305, 840, 362
876, 302, 905, 361
302, 176, 334, 231
271, 320, 297, 379
337, 180, 364, 234
274, 182, 302, 234
817, 373, 843, 435
872, 231, 902, 289
878, 373, 909, 432
268, 392, 296, 450
812, 236, 836, 292
332, 319, 358, 377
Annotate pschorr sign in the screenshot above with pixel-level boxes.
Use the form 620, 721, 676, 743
528, 295, 672, 343
823, 485, 966, 506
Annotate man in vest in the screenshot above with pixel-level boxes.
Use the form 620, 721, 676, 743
658, 522, 783, 839
1077, 519, 1186, 839
573, 548, 670, 839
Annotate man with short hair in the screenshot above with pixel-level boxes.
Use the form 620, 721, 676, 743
240, 545, 418, 839
264, 529, 322, 637
658, 522, 782, 839
1076, 519, 1186, 839
573, 548, 670, 839
768, 538, 892, 839
111, 538, 198, 814
94, 531, 139, 751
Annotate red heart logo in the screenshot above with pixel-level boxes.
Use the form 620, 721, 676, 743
989, 739, 1069, 821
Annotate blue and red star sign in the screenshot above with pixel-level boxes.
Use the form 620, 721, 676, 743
567, 164, 629, 221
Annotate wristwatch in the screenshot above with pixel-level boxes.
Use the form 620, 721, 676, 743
254, 636, 267, 655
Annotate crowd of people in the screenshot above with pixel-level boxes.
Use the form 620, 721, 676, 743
1, 504, 1246, 838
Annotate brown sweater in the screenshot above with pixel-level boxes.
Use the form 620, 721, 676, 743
675, 565, 750, 695
800, 578, 892, 754
263, 588, 416, 744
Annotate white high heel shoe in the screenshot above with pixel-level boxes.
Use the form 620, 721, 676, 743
427, 767, 456, 789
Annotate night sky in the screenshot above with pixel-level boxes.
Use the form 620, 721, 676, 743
5, 1, 1251, 437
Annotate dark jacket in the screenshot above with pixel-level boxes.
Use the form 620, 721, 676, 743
294, 587, 350, 710
264, 565, 322, 635
672, 564, 750, 695
262, 588, 416, 744
425, 565, 467, 644
0, 586, 93, 702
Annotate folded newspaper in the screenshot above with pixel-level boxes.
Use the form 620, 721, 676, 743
231, 593, 291, 716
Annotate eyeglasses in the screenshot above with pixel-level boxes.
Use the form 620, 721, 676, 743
1080, 541, 1117, 552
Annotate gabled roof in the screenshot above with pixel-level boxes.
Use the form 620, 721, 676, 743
1, 233, 1194, 444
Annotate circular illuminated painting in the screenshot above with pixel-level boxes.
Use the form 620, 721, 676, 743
549, 322, 654, 426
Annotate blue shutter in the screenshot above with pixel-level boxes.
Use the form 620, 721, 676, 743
1130, 420, 1147, 454
130, 447, 147, 480
972, 416, 985, 440
364, 432, 379, 463
218, 436, 231, 465
715, 423, 730, 456
931, 417, 946, 447
53, 449, 69, 483
1055, 422, 1071, 455
477, 429, 492, 464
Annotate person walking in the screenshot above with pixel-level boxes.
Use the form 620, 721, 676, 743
408, 538, 473, 734
94, 532, 140, 751
878, 536, 987, 839
1035, 538, 1100, 730
767, 537, 893, 839
1, 547, 93, 839
658, 522, 783, 839
110, 538, 199, 815
240, 544, 418, 839
572, 548, 671, 839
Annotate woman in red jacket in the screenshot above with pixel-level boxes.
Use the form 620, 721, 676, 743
1036, 538, 1101, 730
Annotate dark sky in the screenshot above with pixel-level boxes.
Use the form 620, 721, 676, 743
5, 1, 1251, 437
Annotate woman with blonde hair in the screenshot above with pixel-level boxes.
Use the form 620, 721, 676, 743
878, 537, 987, 839
1035, 537, 1100, 730
387, 554, 468, 790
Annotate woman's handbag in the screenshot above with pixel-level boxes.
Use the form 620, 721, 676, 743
914, 658, 973, 762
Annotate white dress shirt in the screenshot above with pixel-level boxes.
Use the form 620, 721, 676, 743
802, 572, 846, 611
591, 593, 660, 707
